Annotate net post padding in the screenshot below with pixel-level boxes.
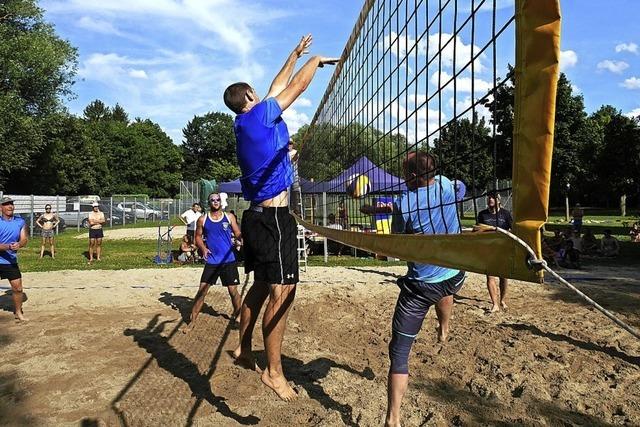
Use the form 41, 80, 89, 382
511, 0, 561, 282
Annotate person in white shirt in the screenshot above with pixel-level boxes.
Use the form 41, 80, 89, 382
180, 203, 202, 240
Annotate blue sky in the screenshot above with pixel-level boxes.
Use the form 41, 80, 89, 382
41, 0, 640, 144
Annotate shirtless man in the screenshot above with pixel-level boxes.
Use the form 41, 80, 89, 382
223, 35, 337, 401
88, 202, 105, 263
36, 204, 59, 258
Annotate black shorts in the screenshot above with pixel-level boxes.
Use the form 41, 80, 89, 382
186, 229, 195, 240
392, 270, 466, 337
241, 206, 299, 284
200, 263, 240, 286
89, 228, 104, 239
0, 264, 22, 281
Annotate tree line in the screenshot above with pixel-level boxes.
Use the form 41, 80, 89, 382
2, 0, 639, 206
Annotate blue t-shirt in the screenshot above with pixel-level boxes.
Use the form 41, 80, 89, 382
234, 98, 293, 203
202, 213, 236, 265
394, 175, 461, 283
0, 215, 26, 265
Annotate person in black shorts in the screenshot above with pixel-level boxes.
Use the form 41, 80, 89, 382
88, 202, 105, 263
184, 193, 242, 333
477, 191, 513, 313
224, 35, 337, 401
0, 196, 29, 321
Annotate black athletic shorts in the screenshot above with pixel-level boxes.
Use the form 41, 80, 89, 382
186, 229, 195, 240
89, 228, 104, 239
0, 264, 22, 281
200, 263, 240, 286
241, 206, 299, 284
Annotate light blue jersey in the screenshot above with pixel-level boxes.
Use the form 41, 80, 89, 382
394, 175, 461, 283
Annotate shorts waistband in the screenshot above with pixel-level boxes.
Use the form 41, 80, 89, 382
248, 205, 289, 213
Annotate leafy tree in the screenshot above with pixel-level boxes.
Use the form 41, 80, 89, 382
0, 0, 77, 188
181, 112, 240, 182
83, 99, 111, 122
433, 114, 494, 193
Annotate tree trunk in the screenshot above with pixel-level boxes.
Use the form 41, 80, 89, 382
620, 194, 626, 217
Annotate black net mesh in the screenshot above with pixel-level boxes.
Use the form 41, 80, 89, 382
298, 0, 516, 237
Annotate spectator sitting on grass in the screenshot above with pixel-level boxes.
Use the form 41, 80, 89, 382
600, 229, 620, 257
558, 239, 581, 269
629, 223, 640, 243
547, 230, 564, 251
581, 228, 598, 254
178, 234, 197, 264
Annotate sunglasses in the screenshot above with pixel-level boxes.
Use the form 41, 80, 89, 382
209, 198, 221, 202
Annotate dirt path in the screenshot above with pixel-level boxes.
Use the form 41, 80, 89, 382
1, 266, 639, 426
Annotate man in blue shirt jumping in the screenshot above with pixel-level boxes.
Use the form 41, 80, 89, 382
223, 35, 337, 401
0, 196, 29, 321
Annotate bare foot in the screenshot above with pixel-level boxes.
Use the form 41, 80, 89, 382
489, 305, 500, 313
233, 347, 261, 372
14, 311, 29, 322
261, 369, 297, 401
437, 324, 448, 343
500, 302, 508, 311
181, 322, 194, 334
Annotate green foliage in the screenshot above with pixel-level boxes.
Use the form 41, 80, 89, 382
433, 113, 494, 192
296, 122, 407, 181
181, 112, 240, 182
0, 0, 77, 188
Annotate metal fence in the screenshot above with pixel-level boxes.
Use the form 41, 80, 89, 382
0, 189, 255, 237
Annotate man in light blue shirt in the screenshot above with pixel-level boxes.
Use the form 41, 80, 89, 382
362, 152, 465, 427
0, 196, 29, 321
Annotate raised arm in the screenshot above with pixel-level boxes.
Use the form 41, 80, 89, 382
266, 35, 313, 99
275, 55, 339, 111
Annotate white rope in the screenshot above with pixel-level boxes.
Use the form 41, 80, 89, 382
492, 227, 640, 341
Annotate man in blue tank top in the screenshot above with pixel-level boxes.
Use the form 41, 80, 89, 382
223, 35, 338, 401
361, 152, 466, 427
0, 196, 29, 321
184, 193, 242, 333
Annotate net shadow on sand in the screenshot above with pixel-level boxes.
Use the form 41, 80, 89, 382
108, 293, 258, 426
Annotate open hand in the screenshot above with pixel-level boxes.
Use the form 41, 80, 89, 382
294, 34, 313, 58
318, 57, 340, 68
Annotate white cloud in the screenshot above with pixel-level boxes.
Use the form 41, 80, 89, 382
596, 60, 629, 74
624, 108, 640, 118
621, 77, 640, 90
559, 50, 578, 71
76, 16, 122, 35
46, 0, 289, 57
128, 69, 148, 79
282, 107, 310, 135
293, 97, 312, 108
382, 31, 487, 73
615, 42, 638, 54
430, 71, 493, 94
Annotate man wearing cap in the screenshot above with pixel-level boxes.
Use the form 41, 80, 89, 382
0, 196, 29, 321
477, 191, 513, 313
88, 202, 105, 263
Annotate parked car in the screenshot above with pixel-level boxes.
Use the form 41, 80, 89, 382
18, 213, 67, 236
99, 203, 135, 225
116, 202, 167, 220
58, 203, 115, 228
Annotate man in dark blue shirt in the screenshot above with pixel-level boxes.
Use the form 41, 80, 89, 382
477, 191, 513, 313
0, 196, 29, 321
223, 35, 338, 401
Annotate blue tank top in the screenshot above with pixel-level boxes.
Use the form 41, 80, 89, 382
234, 97, 293, 202
203, 212, 236, 265
0, 215, 26, 265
